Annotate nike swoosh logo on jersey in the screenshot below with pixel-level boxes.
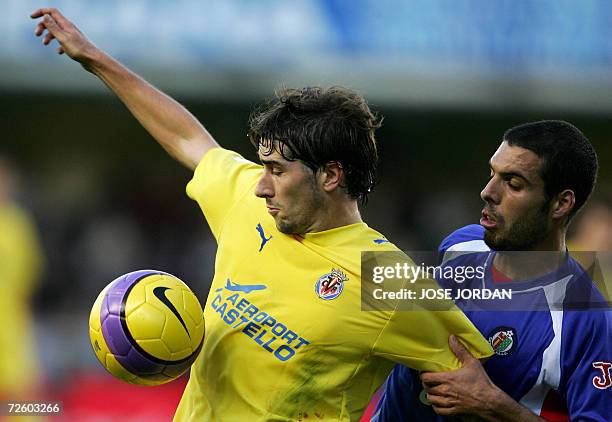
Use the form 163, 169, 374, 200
153, 286, 191, 338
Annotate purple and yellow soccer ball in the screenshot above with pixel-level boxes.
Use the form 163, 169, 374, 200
89, 270, 205, 386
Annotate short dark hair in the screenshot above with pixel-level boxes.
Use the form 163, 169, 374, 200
248, 86, 382, 203
503, 120, 598, 221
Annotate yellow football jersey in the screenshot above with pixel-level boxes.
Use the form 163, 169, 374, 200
174, 148, 492, 421
0, 203, 43, 396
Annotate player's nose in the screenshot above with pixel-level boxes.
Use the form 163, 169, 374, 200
255, 173, 274, 198
480, 177, 500, 205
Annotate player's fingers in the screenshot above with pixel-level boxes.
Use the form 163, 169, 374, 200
42, 14, 65, 42
31, 8, 61, 21
431, 405, 457, 416
34, 22, 46, 36
423, 383, 450, 397
34, 8, 73, 30
420, 371, 446, 386
30, 9, 46, 19
43, 32, 56, 46
426, 393, 453, 408
58, 46, 65, 55
449, 334, 474, 364
51, 9, 74, 30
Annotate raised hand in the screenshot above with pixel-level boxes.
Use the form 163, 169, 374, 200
30, 7, 217, 169
31, 8, 98, 67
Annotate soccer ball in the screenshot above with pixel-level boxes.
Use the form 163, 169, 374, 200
89, 270, 205, 386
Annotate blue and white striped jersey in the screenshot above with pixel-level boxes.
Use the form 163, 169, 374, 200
373, 225, 612, 421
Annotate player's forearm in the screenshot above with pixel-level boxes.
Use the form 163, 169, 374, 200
475, 388, 546, 422
82, 49, 218, 169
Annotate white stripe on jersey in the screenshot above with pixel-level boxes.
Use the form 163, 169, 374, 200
442, 237, 577, 416
519, 275, 573, 414
441, 240, 490, 266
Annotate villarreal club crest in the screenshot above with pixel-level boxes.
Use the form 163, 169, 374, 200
315, 269, 348, 300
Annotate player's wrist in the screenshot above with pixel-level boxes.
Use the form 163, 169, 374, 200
471, 361, 545, 421
78, 44, 106, 73
477, 387, 519, 421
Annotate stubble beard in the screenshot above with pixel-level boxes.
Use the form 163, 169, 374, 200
483, 203, 551, 251
275, 178, 325, 235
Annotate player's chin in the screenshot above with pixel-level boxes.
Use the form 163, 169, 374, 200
276, 217, 306, 235
274, 217, 293, 234
483, 228, 503, 249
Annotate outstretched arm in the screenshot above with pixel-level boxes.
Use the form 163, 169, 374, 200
420, 335, 546, 422
31, 8, 219, 170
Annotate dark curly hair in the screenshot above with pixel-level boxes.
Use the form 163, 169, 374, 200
248, 86, 382, 204
503, 120, 598, 221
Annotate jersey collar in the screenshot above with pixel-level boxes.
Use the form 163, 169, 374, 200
296, 222, 370, 247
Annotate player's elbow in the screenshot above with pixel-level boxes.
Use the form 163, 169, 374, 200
174, 136, 219, 170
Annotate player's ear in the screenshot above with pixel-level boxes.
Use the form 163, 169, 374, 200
550, 189, 575, 221
319, 161, 344, 193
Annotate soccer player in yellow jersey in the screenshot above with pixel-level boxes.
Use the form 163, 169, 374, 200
32, 8, 493, 421
0, 158, 44, 401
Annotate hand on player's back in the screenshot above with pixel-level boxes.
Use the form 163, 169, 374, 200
31, 8, 98, 67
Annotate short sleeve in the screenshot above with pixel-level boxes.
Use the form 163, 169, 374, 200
371, 294, 493, 371
438, 224, 488, 262
186, 148, 262, 240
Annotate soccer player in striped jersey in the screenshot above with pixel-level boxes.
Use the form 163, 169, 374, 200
373, 121, 611, 421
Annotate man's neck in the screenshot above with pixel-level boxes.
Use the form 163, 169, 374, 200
493, 230, 568, 280
306, 199, 362, 233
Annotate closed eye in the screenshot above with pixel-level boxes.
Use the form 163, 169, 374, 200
503, 176, 522, 190
265, 165, 282, 176
260, 159, 285, 176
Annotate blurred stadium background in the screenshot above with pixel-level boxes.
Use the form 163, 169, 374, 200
2, 0, 611, 420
